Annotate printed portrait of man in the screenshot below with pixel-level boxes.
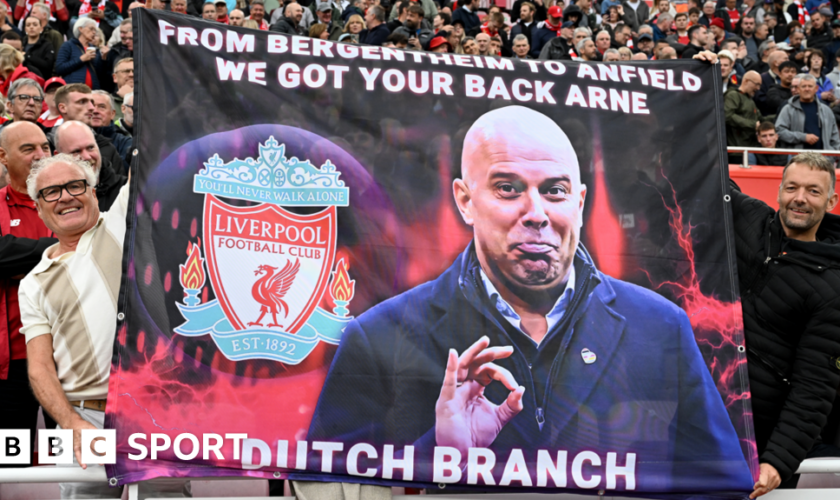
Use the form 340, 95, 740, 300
305, 106, 753, 492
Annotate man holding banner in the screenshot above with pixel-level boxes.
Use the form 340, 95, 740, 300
306, 105, 753, 492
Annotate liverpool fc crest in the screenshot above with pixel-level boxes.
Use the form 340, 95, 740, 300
174, 137, 352, 364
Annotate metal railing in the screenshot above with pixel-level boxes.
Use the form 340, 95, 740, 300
2, 460, 840, 500
727, 146, 840, 169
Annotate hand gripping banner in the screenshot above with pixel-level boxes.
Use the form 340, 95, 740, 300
106, 10, 757, 497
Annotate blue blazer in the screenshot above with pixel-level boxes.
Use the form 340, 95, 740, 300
305, 244, 753, 494
54, 38, 103, 89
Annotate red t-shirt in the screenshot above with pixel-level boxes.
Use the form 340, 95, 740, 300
725, 8, 740, 24
5, 187, 53, 359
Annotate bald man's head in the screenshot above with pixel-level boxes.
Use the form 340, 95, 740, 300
740, 70, 762, 97
454, 106, 586, 303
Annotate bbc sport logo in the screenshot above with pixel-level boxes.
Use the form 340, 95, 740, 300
0, 429, 115, 465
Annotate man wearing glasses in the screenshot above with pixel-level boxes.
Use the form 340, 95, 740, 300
0, 121, 55, 464
18, 154, 190, 498
111, 58, 133, 121
1, 79, 46, 129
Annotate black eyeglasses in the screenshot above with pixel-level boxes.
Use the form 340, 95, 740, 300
14, 94, 44, 104
38, 179, 88, 202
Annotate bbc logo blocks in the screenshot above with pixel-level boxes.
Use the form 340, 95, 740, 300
0, 429, 116, 465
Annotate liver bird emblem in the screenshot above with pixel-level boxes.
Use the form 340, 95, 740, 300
247, 259, 300, 329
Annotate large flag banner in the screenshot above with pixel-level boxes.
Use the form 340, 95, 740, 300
106, 9, 757, 497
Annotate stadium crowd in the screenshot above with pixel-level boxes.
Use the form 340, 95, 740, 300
0, 1, 839, 500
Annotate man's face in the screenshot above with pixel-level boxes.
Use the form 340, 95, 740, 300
10, 86, 42, 122
32, 8, 48, 27
90, 94, 113, 127
0, 123, 50, 190
578, 0, 590, 9
520, 5, 533, 22
720, 57, 733, 77
812, 12, 824, 30
171, 0, 187, 14
4, 39, 22, 51
595, 32, 610, 51
573, 30, 587, 45
780, 66, 796, 86
799, 78, 818, 102
581, 40, 596, 59
703, 2, 715, 15
777, 163, 838, 237
406, 11, 422, 30
476, 34, 490, 54
740, 74, 762, 96
561, 26, 573, 40
725, 0, 735, 8
455, 115, 586, 296
45, 88, 57, 111
693, 26, 707, 44
604, 51, 620, 61
34, 162, 99, 237
711, 25, 724, 39
230, 9, 245, 25
59, 92, 95, 125
675, 15, 687, 30
758, 129, 778, 148
614, 27, 627, 43
251, 4, 265, 21
791, 78, 800, 96
202, 4, 217, 20
57, 124, 102, 173
433, 14, 444, 29
113, 60, 134, 89
638, 39, 654, 53
513, 38, 529, 57
689, 12, 699, 23
463, 39, 478, 54
289, 4, 303, 22
122, 96, 134, 127
790, 31, 804, 48
490, 39, 501, 54
216, 3, 227, 16
659, 47, 677, 59
657, 16, 671, 32
659, 0, 670, 12
741, 17, 755, 35
318, 9, 332, 24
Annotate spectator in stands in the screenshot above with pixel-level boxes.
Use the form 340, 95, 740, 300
667, 12, 690, 45
709, 17, 729, 48
39, 77, 64, 132
682, 24, 709, 59
452, 0, 480, 34
0, 44, 44, 98
653, 13, 673, 42
826, 48, 840, 99
55, 84, 126, 175
393, 5, 432, 49
248, 0, 269, 30
360, 5, 390, 46
229, 9, 245, 26
0, 121, 55, 461
215, 0, 229, 23
659, 45, 677, 58
0, 33, 23, 54
201, 1, 217, 20
740, 15, 759, 60
21, 151, 190, 498
729, 151, 840, 496
601, 5, 622, 33
53, 120, 126, 211
530, 5, 564, 58
29, 3, 62, 55
171, 0, 188, 15
271, 3, 305, 35
766, 60, 799, 114
719, 50, 740, 92
747, 39, 776, 74
460, 36, 478, 55
788, 29, 806, 64
22, 16, 54, 81
803, 49, 835, 103
595, 30, 611, 56
3, 79, 43, 128
576, 37, 598, 61
756, 50, 789, 114
433, 12, 450, 33
748, 121, 788, 166
806, 8, 832, 50
776, 74, 840, 150
116, 92, 133, 137
618, 46, 633, 60
54, 18, 107, 91
636, 32, 654, 58
603, 48, 620, 61
91, 90, 131, 164
475, 32, 491, 56
387, 1, 410, 33
612, 23, 631, 48
511, 1, 536, 43
110, 58, 132, 121
511, 34, 531, 59
621, 0, 651, 33
110, 20, 133, 67
823, 20, 840, 72
725, 70, 767, 159
314, 2, 343, 41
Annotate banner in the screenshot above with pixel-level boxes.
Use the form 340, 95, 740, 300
106, 10, 757, 496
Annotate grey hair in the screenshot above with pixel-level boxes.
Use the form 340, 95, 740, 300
658, 13, 673, 24
703, 1, 715, 6
26, 153, 97, 202
124, 91, 134, 104
784, 152, 836, 195
92, 89, 116, 112
8, 78, 44, 102
596, 30, 611, 39
757, 40, 774, 57
120, 18, 132, 27
799, 73, 818, 83
604, 48, 620, 57
32, 3, 51, 16
53, 120, 97, 162
512, 34, 529, 43
73, 17, 98, 39
574, 27, 591, 38
576, 37, 592, 52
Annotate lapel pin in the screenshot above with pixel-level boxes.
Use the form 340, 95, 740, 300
581, 348, 597, 365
